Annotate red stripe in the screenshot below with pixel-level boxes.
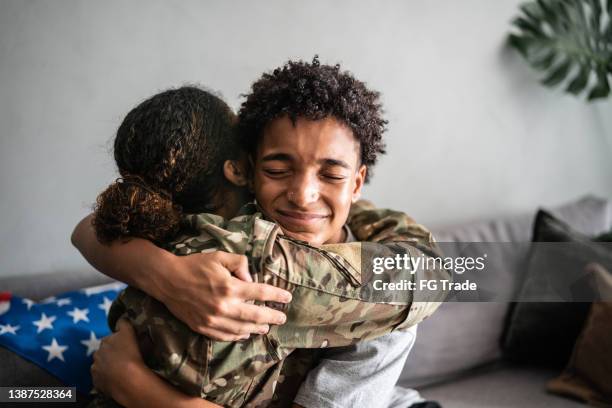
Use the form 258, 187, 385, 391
0, 292, 12, 301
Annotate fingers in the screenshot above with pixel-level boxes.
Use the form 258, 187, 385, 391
231, 265, 253, 283
194, 302, 284, 333
162, 251, 292, 339
181, 302, 285, 336
216, 252, 251, 282
204, 315, 271, 336
196, 326, 251, 342
236, 280, 292, 304
232, 303, 287, 325
96, 335, 110, 353
115, 318, 133, 333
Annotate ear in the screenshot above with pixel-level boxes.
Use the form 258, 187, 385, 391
352, 165, 367, 203
246, 155, 255, 193
223, 160, 248, 187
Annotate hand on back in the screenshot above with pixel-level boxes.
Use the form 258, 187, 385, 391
158, 251, 291, 341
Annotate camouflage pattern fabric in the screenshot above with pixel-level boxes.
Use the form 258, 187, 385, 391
91, 201, 449, 407
347, 200, 448, 329
253, 348, 324, 408
265, 200, 445, 408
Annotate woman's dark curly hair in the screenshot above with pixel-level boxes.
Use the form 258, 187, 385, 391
237, 56, 387, 182
93, 86, 240, 245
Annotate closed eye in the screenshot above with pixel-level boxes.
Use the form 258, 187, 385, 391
322, 174, 346, 181
263, 169, 291, 177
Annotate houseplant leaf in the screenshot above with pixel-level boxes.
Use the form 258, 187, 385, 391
509, 0, 612, 100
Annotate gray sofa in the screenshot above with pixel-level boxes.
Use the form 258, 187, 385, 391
399, 195, 611, 407
1, 195, 610, 407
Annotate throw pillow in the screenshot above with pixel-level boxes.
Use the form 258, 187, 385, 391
547, 263, 612, 406
501, 210, 612, 368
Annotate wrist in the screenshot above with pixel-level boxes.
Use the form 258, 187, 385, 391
139, 248, 177, 303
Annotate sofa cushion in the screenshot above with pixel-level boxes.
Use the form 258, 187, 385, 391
0, 269, 113, 301
502, 210, 612, 368
398, 196, 611, 388
430, 195, 611, 243
547, 263, 612, 406
420, 363, 584, 408
0, 348, 92, 406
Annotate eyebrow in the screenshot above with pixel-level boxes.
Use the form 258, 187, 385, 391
261, 153, 292, 162
321, 158, 351, 169
261, 153, 351, 169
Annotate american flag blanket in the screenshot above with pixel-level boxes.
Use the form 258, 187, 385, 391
0, 282, 125, 393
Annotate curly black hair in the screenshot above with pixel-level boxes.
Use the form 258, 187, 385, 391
238, 56, 387, 182
93, 86, 241, 244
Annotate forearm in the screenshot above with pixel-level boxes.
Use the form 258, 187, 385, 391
71, 214, 172, 300
118, 362, 221, 408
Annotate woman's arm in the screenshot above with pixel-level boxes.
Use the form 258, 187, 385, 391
125, 366, 219, 408
72, 215, 178, 297
71, 214, 291, 340
92, 320, 221, 408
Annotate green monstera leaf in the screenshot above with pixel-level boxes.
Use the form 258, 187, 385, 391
509, 0, 612, 100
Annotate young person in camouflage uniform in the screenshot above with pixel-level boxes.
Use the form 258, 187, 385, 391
80, 59, 448, 408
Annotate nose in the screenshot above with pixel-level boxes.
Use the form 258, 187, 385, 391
287, 172, 320, 208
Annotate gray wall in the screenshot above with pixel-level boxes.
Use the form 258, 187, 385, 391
1, 0, 611, 277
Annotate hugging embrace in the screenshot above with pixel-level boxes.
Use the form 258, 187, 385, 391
72, 57, 450, 408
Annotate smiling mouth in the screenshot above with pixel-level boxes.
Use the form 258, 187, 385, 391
275, 209, 329, 226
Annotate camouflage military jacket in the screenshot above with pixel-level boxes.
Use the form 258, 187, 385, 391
102, 201, 449, 407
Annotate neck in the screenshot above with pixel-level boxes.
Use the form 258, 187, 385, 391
325, 226, 347, 244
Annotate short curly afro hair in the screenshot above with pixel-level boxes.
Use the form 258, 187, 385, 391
238, 56, 387, 182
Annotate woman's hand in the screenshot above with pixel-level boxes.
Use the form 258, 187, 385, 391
91, 319, 144, 406
158, 251, 291, 340
72, 214, 291, 341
